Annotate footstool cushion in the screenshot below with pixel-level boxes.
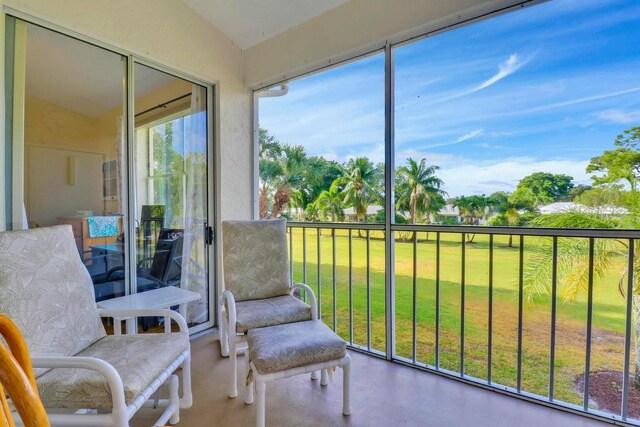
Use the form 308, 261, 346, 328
247, 320, 346, 375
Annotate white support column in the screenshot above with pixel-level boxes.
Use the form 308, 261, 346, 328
0, 0, 5, 232
10, 19, 26, 231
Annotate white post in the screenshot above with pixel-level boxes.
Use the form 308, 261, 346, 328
180, 352, 193, 408
342, 356, 351, 416
256, 380, 266, 427
168, 374, 180, 425
229, 339, 238, 398
320, 368, 329, 386
244, 350, 254, 405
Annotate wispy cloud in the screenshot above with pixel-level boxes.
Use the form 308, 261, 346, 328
456, 129, 484, 143
430, 53, 533, 104
516, 86, 640, 115
474, 54, 526, 92
597, 109, 640, 124
420, 128, 484, 149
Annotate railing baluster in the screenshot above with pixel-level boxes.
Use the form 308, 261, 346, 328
332, 229, 337, 332
349, 229, 353, 346
367, 229, 371, 352
460, 232, 465, 376
549, 236, 558, 401
289, 226, 293, 284
412, 231, 418, 364
517, 235, 524, 392
436, 231, 441, 369
303, 228, 307, 285
488, 234, 494, 385
317, 228, 322, 320
283, 222, 640, 424
622, 239, 634, 420
583, 237, 595, 412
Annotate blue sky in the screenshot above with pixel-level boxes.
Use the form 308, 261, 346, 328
259, 0, 640, 197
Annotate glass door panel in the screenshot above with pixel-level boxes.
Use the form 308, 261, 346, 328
4, 16, 129, 305
133, 63, 210, 327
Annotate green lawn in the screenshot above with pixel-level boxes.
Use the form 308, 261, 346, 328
288, 228, 631, 410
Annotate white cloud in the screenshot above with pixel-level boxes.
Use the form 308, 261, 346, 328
597, 109, 640, 124
515, 86, 640, 116
456, 129, 484, 143
436, 157, 591, 197
474, 54, 526, 92
419, 128, 484, 149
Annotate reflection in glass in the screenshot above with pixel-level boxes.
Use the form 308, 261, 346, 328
133, 64, 209, 327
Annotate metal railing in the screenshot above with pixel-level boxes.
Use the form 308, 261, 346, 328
286, 221, 640, 425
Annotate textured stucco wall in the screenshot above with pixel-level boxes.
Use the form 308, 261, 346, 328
5, 0, 253, 221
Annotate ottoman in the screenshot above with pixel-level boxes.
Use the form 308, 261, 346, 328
244, 320, 351, 427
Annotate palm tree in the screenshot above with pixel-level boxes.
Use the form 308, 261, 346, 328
488, 191, 530, 247
338, 157, 383, 224
314, 183, 344, 222
395, 158, 446, 224
523, 211, 640, 387
454, 195, 489, 243
270, 144, 307, 218
258, 158, 282, 219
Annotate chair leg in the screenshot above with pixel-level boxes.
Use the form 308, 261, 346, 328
169, 375, 180, 425
180, 352, 193, 408
220, 311, 230, 357
244, 349, 254, 405
342, 356, 351, 416
311, 370, 319, 380
256, 380, 266, 427
229, 339, 238, 398
321, 368, 329, 386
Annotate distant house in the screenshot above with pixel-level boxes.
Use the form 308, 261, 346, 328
538, 202, 628, 216
344, 205, 383, 222
431, 204, 462, 224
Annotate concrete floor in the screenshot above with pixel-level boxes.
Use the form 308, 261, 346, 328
131, 332, 608, 427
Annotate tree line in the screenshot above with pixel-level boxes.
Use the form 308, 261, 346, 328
259, 126, 640, 227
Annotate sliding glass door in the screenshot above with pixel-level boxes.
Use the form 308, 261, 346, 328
133, 63, 210, 327
3, 16, 214, 330
4, 17, 131, 305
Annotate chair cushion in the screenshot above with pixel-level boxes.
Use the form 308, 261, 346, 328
36, 332, 190, 409
247, 320, 346, 375
235, 295, 311, 333
0, 225, 106, 377
222, 220, 291, 302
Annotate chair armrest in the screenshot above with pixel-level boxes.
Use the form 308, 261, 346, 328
98, 309, 188, 332
291, 283, 317, 321
219, 290, 237, 332
105, 266, 125, 281
31, 356, 127, 412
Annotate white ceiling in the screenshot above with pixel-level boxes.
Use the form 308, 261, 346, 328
182, 0, 348, 49
25, 24, 175, 117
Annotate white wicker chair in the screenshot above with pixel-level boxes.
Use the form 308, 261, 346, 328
219, 219, 321, 398
0, 225, 192, 427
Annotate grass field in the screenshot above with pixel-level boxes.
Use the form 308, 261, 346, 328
288, 227, 633, 413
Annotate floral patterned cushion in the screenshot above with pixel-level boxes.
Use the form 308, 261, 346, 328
235, 295, 311, 333
222, 220, 291, 302
36, 332, 190, 409
0, 225, 106, 377
247, 320, 347, 375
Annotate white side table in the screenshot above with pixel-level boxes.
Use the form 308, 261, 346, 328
97, 287, 201, 334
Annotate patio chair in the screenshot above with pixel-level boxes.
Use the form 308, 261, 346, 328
0, 225, 193, 427
219, 219, 318, 398
0, 314, 49, 427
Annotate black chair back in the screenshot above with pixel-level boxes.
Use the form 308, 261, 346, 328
149, 228, 184, 284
